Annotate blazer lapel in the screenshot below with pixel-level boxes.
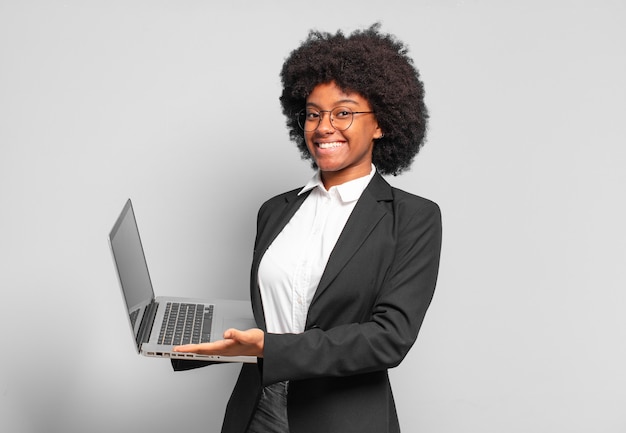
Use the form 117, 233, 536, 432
309, 173, 393, 306
255, 190, 311, 259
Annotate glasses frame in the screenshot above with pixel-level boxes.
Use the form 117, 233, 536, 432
296, 106, 375, 132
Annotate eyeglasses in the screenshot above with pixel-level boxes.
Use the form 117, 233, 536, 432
296, 106, 375, 132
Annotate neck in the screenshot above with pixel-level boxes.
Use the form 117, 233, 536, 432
320, 165, 372, 190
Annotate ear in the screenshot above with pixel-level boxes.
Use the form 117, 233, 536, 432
373, 124, 384, 140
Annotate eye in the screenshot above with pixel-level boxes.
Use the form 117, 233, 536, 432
333, 109, 352, 119
305, 110, 321, 120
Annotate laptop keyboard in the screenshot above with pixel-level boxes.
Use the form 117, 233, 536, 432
158, 302, 214, 345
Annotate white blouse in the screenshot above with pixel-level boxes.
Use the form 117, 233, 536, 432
258, 165, 376, 334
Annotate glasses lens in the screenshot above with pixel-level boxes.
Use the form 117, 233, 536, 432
330, 107, 354, 131
297, 109, 320, 132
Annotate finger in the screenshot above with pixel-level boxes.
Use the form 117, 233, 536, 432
173, 344, 199, 352
174, 340, 230, 351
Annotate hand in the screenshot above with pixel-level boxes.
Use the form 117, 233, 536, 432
173, 328, 264, 358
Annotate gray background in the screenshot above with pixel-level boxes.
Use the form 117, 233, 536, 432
1, 1, 625, 432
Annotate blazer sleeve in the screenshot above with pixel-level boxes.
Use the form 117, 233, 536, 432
170, 359, 219, 371
261, 195, 442, 386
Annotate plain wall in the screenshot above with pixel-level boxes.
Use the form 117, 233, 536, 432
1, 1, 625, 432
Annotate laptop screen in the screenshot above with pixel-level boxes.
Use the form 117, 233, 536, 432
109, 199, 155, 350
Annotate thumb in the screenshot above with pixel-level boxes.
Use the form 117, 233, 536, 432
223, 328, 243, 340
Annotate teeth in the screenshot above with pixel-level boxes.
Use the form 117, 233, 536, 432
317, 141, 343, 149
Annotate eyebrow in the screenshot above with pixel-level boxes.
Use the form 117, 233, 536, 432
306, 98, 360, 108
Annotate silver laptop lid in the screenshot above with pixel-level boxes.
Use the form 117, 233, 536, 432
109, 199, 155, 353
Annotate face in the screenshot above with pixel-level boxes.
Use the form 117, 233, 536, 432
304, 81, 382, 189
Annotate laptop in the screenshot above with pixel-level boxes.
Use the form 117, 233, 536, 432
108, 198, 257, 363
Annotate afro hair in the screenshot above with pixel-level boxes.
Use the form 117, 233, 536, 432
279, 23, 429, 176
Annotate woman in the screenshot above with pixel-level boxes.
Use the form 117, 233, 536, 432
174, 23, 442, 433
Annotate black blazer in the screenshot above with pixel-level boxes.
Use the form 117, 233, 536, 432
177, 172, 442, 433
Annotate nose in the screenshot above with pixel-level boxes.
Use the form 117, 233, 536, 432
317, 111, 335, 133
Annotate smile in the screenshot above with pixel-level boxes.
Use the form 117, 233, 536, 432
316, 141, 344, 149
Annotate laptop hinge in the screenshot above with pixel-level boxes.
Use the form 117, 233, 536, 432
136, 300, 158, 347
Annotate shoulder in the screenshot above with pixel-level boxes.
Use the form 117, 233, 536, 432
391, 187, 440, 215
379, 182, 443, 251
261, 187, 302, 206
258, 187, 302, 213
368, 172, 441, 218
255, 187, 310, 228
389, 188, 442, 240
